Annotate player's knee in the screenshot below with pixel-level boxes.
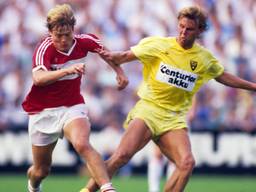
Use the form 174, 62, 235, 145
33, 166, 51, 180
179, 154, 195, 173
72, 140, 91, 155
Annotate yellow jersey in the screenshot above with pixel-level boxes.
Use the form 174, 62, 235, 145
131, 36, 224, 112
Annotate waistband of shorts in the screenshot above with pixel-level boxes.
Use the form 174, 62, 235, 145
28, 103, 86, 115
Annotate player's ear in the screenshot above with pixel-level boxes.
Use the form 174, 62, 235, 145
196, 27, 204, 39
199, 28, 204, 34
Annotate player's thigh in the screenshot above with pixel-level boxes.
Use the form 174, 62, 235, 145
63, 117, 91, 143
157, 128, 192, 164
31, 141, 57, 168
116, 118, 152, 155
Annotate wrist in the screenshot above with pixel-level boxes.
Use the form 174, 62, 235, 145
62, 68, 70, 76
115, 67, 124, 74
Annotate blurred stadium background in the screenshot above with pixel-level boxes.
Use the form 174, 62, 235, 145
1, 0, 256, 191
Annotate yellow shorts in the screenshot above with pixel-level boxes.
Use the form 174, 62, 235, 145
123, 99, 187, 139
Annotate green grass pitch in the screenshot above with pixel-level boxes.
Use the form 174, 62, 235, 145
0, 174, 255, 192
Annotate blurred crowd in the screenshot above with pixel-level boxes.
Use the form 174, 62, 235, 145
1, 0, 256, 133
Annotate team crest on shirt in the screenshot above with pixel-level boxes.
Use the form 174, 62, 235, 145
190, 60, 198, 71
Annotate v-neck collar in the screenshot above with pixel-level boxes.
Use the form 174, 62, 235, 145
56, 39, 77, 56
173, 37, 197, 52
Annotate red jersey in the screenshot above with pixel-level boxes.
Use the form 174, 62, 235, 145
22, 34, 103, 113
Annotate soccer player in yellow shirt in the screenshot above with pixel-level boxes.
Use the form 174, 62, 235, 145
81, 6, 256, 192
147, 96, 197, 192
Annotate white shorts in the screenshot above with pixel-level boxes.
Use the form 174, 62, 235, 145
28, 104, 89, 146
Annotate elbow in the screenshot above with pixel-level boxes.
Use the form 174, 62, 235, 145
32, 70, 48, 86
32, 76, 48, 86
33, 79, 44, 86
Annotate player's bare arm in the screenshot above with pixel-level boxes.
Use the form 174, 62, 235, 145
215, 71, 256, 91
97, 48, 129, 90
97, 49, 137, 66
111, 50, 137, 65
32, 63, 85, 86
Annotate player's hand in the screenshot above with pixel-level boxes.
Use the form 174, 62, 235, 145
116, 73, 129, 90
66, 63, 85, 75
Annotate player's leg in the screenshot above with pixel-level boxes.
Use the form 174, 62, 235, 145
64, 117, 116, 192
157, 128, 195, 192
27, 142, 57, 192
147, 144, 165, 192
166, 161, 176, 179
86, 118, 153, 192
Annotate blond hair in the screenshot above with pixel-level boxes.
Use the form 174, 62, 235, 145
178, 6, 208, 32
46, 4, 76, 31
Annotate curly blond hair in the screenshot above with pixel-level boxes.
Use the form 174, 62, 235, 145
178, 6, 208, 32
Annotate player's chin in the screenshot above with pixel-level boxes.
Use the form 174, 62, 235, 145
58, 45, 69, 52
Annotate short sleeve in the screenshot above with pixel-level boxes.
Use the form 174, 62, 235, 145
131, 36, 162, 65
32, 38, 52, 72
204, 52, 224, 81
78, 34, 103, 53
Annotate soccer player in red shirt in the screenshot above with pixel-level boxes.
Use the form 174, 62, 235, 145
22, 4, 128, 192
